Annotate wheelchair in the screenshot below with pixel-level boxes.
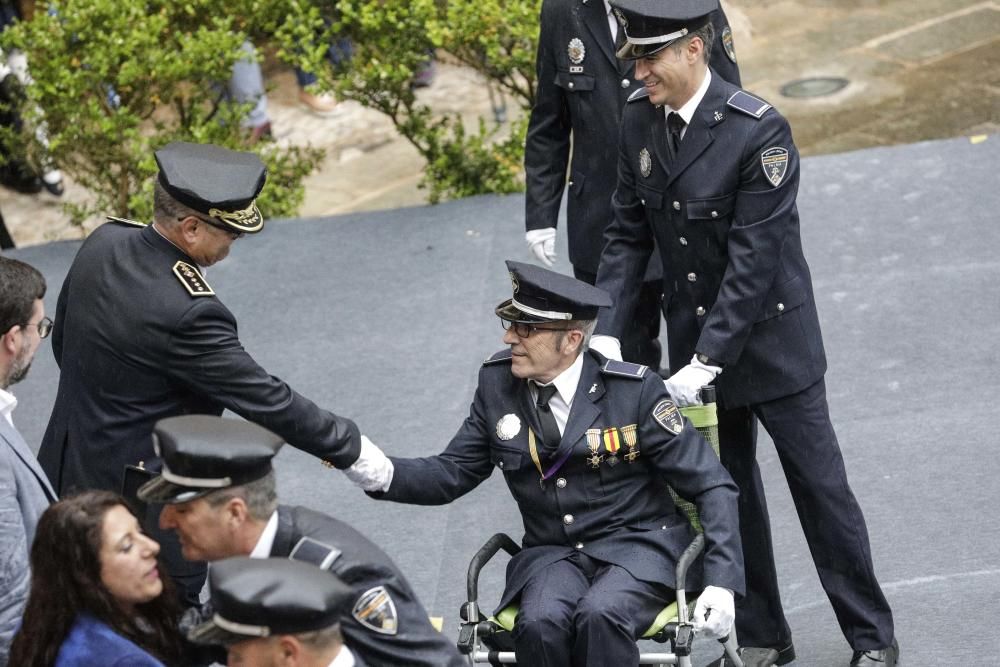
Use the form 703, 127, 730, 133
456, 387, 745, 667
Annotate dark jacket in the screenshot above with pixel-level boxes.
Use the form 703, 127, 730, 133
595, 74, 827, 407
54, 614, 164, 667
38, 221, 360, 494
525, 0, 741, 275
374, 350, 743, 611
271, 505, 464, 667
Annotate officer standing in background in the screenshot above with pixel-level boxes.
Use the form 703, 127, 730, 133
589, 1, 898, 666
343, 261, 743, 666
37, 142, 365, 601
140, 415, 465, 667
189, 557, 361, 667
523, 0, 740, 369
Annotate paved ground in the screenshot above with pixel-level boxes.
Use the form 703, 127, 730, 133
1, 0, 997, 246
10, 134, 1000, 665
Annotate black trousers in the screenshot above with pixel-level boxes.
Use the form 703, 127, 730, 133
718, 378, 894, 651
574, 266, 662, 371
512, 551, 671, 667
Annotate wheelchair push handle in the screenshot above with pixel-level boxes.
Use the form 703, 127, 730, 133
466, 533, 521, 602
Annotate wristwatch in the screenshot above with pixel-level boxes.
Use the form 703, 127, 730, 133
696, 353, 723, 368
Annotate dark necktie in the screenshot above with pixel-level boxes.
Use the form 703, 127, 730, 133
533, 383, 562, 458
667, 112, 686, 160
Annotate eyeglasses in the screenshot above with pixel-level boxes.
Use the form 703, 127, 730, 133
178, 216, 243, 240
500, 320, 571, 338
21, 316, 54, 339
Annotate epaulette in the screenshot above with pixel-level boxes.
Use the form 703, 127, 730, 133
483, 349, 513, 366
627, 87, 650, 103
601, 359, 648, 379
289, 536, 342, 571
172, 260, 215, 297
726, 91, 772, 119
106, 216, 146, 228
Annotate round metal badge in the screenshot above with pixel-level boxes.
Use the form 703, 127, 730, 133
639, 148, 652, 178
568, 38, 586, 65
496, 414, 522, 441
722, 26, 737, 64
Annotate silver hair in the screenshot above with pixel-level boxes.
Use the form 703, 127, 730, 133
203, 470, 278, 521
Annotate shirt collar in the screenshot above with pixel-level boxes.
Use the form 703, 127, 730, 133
328, 647, 357, 667
248, 511, 279, 559
669, 68, 712, 126
535, 353, 585, 406
603, 0, 613, 15
0, 387, 16, 428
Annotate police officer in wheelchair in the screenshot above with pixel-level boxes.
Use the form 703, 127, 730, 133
343, 261, 745, 665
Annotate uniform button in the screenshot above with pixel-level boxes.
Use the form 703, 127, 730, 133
556, 478, 567, 489
563, 514, 575, 525
687, 272, 697, 282
696, 306, 706, 316
672, 201, 681, 211
777, 302, 785, 312
498, 460, 504, 469
575, 542, 584, 549
620, 78, 630, 88
711, 210, 719, 218
568, 180, 574, 187
568, 81, 575, 90
662, 525, 668, 530
679, 236, 688, 246
640, 198, 646, 206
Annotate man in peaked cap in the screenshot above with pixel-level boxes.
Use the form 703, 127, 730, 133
587, 2, 899, 666
189, 557, 360, 667
38, 141, 368, 603
141, 415, 465, 667
523, 0, 741, 372
343, 261, 744, 666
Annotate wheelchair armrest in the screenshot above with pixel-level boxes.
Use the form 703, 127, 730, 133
675, 533, 705, 592
466, 533, 521, 604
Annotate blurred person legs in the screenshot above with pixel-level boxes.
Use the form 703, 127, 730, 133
226, 41, 271, 142
296, 37, 352, 116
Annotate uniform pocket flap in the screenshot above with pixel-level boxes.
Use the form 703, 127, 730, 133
686, 193, 736, 221
490, 447, 525, 471
636, 184, 664, 210
757, 275, 807, 322
555, 71, 596, 92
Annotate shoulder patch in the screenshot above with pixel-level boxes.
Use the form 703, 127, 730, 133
352, 586, 398, 635
289, 536, 342, 571
726, 90, 772, 119
106, 216, 146, 228
483, 349, 513, 366
627, 87, 650, 103
601, 359, 649, 379
652, 398, 684, 435
172, 261, 215, 297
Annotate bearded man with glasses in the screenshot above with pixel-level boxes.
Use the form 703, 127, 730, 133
37, 142, 368, 606
343, 260, 744, 666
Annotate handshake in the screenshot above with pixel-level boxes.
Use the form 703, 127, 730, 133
341, 435, 394, 492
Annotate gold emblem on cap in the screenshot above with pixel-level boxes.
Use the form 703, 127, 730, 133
208, 200, 263, 232
509, 271, 519, 295
639, 147, 652, 178
496, 414, 521, 441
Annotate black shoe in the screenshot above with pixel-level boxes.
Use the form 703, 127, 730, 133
0, 161, 42, 194
707, 642, 795, 667
850, 638, 899, 666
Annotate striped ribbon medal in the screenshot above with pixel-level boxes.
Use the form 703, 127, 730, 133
603, 427, 621, 466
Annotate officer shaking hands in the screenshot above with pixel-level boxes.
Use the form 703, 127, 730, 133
139, 415, 465, 667
590, 1, 898, 666
344, 261, 744, 666
189, 557, 360, 667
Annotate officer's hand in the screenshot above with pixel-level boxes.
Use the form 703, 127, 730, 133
588, 335, 623, 362
663, 355, 722, 406
525, 228, 557, 267
692, 585, 735, 639
342, 435, 394, 493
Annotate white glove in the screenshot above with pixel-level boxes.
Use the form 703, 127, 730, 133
588, 335, 623, 361
692, 585, 735, 639
342, 435, 394, 492
663, 354, 722, 407
525, 228, 557, 267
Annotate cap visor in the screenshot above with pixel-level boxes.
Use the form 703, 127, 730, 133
213, 203, 264, 235
136, 475, 209, 505
495, 299, 553, 324
616, 40, 672, 60
187, 619, 248, 647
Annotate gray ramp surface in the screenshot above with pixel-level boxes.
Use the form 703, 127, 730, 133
9, 135, 1000, 665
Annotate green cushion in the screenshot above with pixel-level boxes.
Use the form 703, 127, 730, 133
488, 600, 688, 639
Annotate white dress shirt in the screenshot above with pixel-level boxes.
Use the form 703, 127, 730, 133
249, 510, 279, 558
328, 646, 357, 667
604, 0, 619, 44
529, 353, 585, 436
0, 387, 17, 428
667, 69, 713, 141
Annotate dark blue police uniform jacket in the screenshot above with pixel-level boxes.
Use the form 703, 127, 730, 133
595, 73, 827, 407
373, 350, 744, 611
38, 221, 360, 494
271, 505, 465, 667
526, 0, 741, 276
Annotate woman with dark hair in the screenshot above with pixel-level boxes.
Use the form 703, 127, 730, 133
8, 490, 184, 666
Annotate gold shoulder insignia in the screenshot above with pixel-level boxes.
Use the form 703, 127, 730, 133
172, 261, 215, 297
106, 216, 146, 228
